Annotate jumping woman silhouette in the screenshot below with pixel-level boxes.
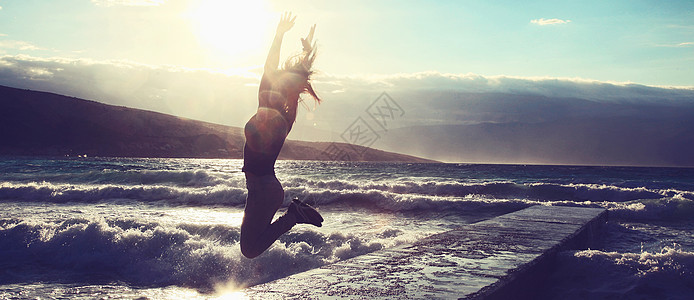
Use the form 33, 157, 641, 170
240, 12, 324, 259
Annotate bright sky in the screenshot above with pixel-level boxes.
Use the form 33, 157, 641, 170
1, 0, 693, 86
1, 0, 694, 165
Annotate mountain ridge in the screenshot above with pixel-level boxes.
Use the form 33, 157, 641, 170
0, 85, 436, 163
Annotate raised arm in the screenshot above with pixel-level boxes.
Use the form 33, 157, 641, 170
264, 12, 296, 73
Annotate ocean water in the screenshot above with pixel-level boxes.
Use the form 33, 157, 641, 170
1, 157, 693, 299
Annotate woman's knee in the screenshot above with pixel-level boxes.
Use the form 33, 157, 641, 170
240, 240, 262, 259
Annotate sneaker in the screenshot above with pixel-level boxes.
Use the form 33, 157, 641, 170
289, 198, 323, 227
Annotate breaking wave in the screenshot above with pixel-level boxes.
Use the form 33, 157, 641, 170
2, 176, 693, 221
537, 246, 694, 299
0, 216, 411, 291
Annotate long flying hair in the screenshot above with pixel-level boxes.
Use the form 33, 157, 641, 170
282, 43, 321, 105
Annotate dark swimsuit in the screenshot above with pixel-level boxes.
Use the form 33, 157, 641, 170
242, 73, 294, 176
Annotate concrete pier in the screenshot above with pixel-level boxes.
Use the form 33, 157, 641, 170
242, 205, 607, 299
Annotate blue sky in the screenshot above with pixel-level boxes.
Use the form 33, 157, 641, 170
1, 0, 693, 85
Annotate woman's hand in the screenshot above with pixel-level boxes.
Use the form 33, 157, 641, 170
301, 24, 316, 52
276, 12, 296, 34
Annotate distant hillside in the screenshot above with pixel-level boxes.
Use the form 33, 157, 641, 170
0, 85, 435, 163
371, 91, 694, 167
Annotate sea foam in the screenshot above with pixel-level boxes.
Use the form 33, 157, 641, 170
0, 214, 416, 291
2, 177, 693, 221
537, 246, 694, 299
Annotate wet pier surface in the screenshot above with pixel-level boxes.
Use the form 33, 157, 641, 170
242, 205, 608, 299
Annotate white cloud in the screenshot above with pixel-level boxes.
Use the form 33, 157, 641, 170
1, 55, 693, 131
0, 40, 43, 51
316, 71, 694, 103
0, 55, 259, 127
655, 41, 694, 48
91, 0, 166, 7
531, 18, 571, 26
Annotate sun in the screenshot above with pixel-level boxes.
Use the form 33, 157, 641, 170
188, 0, 273, 65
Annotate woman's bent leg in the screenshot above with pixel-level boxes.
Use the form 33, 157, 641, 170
240, 174, 296, 259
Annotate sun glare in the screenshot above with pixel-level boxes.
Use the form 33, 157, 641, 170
188, 0, 273, 65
